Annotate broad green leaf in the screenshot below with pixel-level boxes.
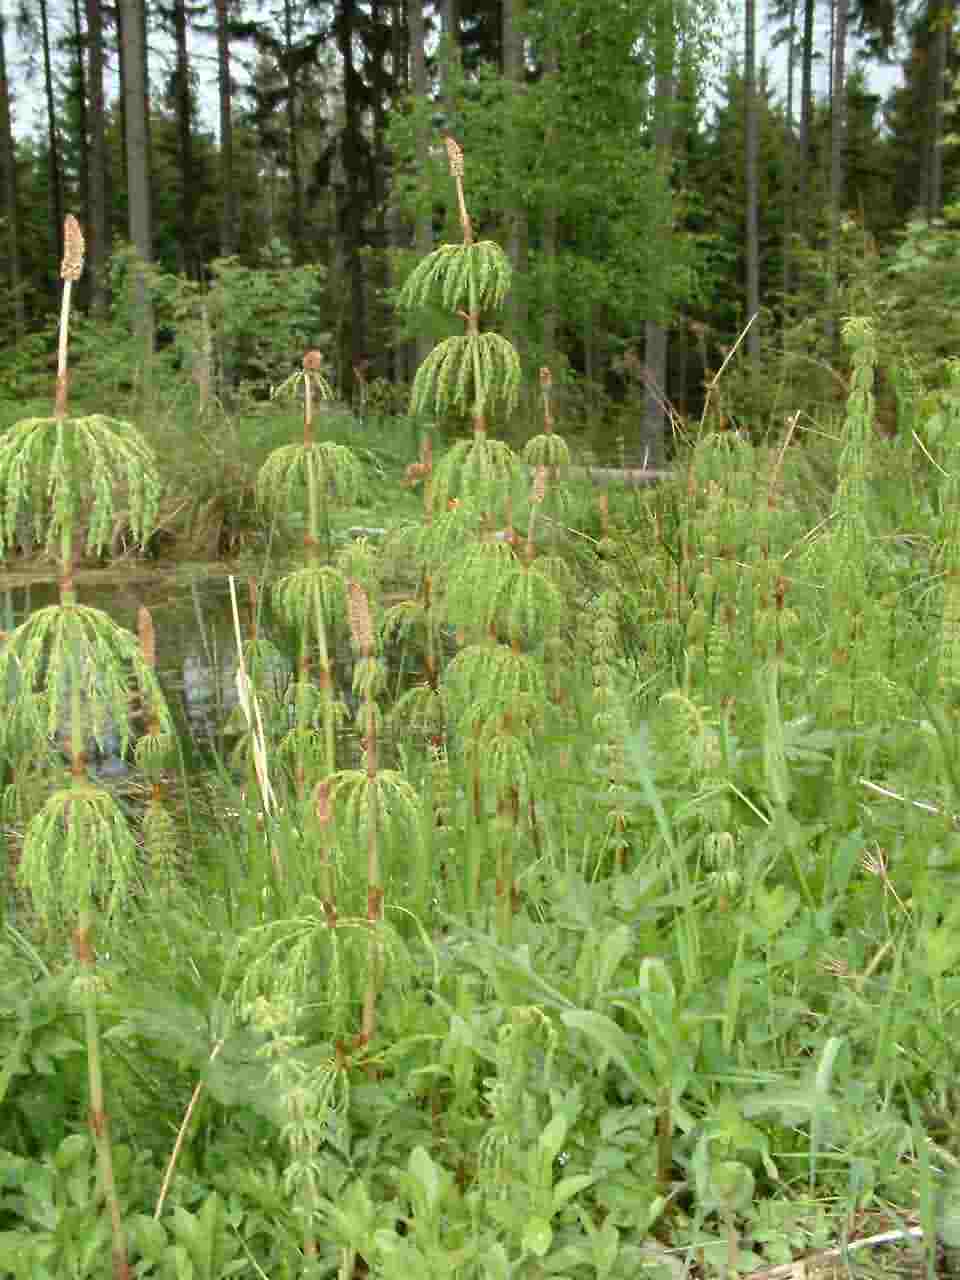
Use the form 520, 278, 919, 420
560, 1010, 647, 1092
409, 1145, 441, 1214
522, 1216, 553, 1257
552, 1174, 594, 1210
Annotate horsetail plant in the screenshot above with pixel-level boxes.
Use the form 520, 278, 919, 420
331, 578, 419, 1045
936, 361, 960, 693
0, 215, 173, 1280
824, 318, 887, 740
399, 135, 521, 518
258, 350, 363, 789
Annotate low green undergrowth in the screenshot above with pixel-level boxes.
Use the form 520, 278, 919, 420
5, 193, 960, 1279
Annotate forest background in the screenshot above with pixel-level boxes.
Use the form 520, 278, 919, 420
1, 0, 957, 464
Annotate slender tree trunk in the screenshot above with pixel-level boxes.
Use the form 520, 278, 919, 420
783, 0, 797, 303
172, 0, 195, 275
827, 0, 848, 343
338, 0, 366, 378
643, 0, 674, 467
541, 32, 559, 364
442, 0, 459, 126
745, 0, 760, 360
370, 0, 391, 378
389, 0, 408, 382
70, 0, 90, 275
115, 0, 127, 194
120, 0, 154, 358
928, 0, 951, 219
283, 0, 304, 259
85, 0, 108, 311
798, 0, 815, 237
503, 0, 528, 353
215, 0, 235, 255
409, 0, 431, 369
0, 1, 24, 338
39, 0, 64, 276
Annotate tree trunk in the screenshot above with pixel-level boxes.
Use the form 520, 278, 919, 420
782, 0, 797, 303
39, 0, 64, 280
389, 0, 408, 383
369, 0, 391, 379
442, 0, 459, 126
827, 0, 848, 343
541, 32, 558, 365
503, 0, 528, 354
338, 0, 366, 379
0, 1, 24, 338
70, 0, 90, 288
408, 0, 431, 370
928, 0, 951, 219
643, 0, 674, 467
745, 0, 760, 360
215, 0, 235, 255
85, 0, 108, 311
283, 0, 304, 259
172, 0, 195, 275
120, 0, 154, 358
798, 0, 815, 237
115, 0, 127, 194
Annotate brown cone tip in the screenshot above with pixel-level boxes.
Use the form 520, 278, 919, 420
61, 215, 85, 281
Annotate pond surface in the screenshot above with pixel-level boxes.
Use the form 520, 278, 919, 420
0, 565, 292, 774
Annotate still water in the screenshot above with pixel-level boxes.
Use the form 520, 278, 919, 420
0, 567, 291, 773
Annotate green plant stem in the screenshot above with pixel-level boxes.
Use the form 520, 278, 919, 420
304, 455, 338, 781
75, 914, 131, 1280
360, 701, 382, 1046
496, 825, 513, 946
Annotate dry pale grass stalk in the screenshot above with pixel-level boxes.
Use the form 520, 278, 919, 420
229, 576, 279, 840
154, 1039, 224, 1220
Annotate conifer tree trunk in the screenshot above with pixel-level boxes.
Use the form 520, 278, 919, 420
283, 0, 304, 259
338, 0, 366, 377
745, 0, 760, 360
643, 0, 674, 467
442, 0, 459, 124
0, 1, 24, 338
928, 0, 950, 219
215, 0, 236, 255
39, 0, 65, 275
389, 0, 408, 382
115, 0, 127, 193
370, 0, 391, 375
409, 0, 431, 369
541, 31, 559, 364
503, 0, 528, 353
85, 0, 108, 311
783, 0, 797, 302
798, 0, 815, 237
172, 0, 195, 275
70, 0, 90, 269
827, 0, 848, 343
120, 0, 154, 355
